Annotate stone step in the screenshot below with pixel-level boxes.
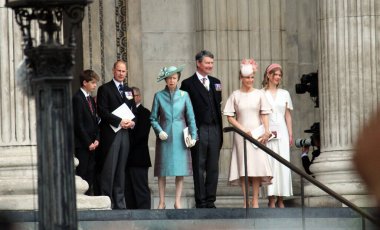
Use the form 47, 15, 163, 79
0, 176, 89, 195
0, 207, 377, 230
0, 194, 111, 210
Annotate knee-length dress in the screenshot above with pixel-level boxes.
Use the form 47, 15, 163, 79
223, 89, 273, 184
150, 87, 197, 177
264, 89, 293, 196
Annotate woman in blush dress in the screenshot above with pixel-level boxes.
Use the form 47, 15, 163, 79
223, 58, 273, 208
262, 63, 293, 208
150, 65, 197, 209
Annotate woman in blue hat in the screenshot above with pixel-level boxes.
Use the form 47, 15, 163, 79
150, 65, 198, 209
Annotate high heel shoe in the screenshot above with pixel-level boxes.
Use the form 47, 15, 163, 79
157, 203, 166, 209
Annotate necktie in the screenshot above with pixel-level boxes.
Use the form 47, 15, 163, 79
201, 77, 209, 91
86, 96, 94, 114
118, 84, 124, 98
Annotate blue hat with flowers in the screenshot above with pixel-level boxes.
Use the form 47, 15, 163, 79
157, 65, 185, 82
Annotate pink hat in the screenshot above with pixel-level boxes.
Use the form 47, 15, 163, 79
240, 58, 258, 77
266, 63, 282, 74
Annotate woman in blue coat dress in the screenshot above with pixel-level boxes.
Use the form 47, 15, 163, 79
150, 65, 198, 209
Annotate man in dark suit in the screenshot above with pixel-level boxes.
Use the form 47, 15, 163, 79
97, 60, 136, 209
72, 70, 100, 196
125, 87, 152, 209
180, 50, 223, 208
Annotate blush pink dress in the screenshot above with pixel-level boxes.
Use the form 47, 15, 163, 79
223, 89, 273, 185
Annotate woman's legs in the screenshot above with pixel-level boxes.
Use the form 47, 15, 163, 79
158, 176, 166, 209
276, 196, 285, 208
251, 177, 261, 208
268, 196, 276, 208
240, 177, 249, 208
174, 176, 184, 209
268, 196, 285, 208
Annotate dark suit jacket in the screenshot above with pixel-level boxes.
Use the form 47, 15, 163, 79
72, 90, 99, 149
97, 80, 136, 155
127, 104, 152, 167
180, 73, 223, 145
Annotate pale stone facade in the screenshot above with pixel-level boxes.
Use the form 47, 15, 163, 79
0, 0, 379, 209
0, 0, 110, 210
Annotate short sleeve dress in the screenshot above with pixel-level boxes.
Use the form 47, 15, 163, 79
223, 89, 273, 185
264, 89, 293, 196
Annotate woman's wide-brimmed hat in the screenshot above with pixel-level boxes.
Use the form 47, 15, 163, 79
157, 65, 185, 82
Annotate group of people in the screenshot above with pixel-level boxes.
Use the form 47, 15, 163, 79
223, 60, 293, 208
72, 49, 294, 210
72, 51, 222, 210
73, 61, 151, 209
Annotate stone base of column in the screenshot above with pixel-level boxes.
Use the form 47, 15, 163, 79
0, 146, 111, 210
304, 180, 376, 207
0, 194, 111, 210
300, 195, 376, 208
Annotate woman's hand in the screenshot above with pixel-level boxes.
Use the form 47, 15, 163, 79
158, 131, 168, 140
188, 139, 197, 148
245, 130, 252, 137
258, 132, 272, 144
289, 134, 293, 146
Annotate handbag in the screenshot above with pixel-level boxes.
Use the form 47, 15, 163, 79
183, 127, 192, 147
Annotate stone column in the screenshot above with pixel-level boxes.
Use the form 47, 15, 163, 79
0, 3, 110, 211
194, 0, 309, 207
305, 0, 380, 207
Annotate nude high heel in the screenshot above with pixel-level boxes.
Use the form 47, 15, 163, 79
157, 203, 166, 209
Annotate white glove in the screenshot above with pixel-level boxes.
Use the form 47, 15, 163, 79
159, 131, 168, 140
188, 139, 197, 148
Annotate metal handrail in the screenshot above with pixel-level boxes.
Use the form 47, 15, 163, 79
223, 126, 379, 226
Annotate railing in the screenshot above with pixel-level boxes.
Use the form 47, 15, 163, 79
223, 126, 379, 227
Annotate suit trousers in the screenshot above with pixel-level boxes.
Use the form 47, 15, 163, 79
191, 123, 221, 207
302, 156, 313, 175
100, 129, 130, 209
75, 148, 96, 195
125, 167, 151, 209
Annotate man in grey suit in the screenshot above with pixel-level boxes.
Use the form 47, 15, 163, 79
97, 60, 136, 209
180, 50, 223, 208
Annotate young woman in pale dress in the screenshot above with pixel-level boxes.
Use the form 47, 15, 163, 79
262, 63, 293, 208
223, 59, 273, 208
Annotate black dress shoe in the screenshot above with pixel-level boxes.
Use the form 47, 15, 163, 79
84, 186, 95, 196
205, 203, 216, 208
196, 204, 206, 208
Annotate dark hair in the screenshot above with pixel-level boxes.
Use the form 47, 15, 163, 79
195, 50, 214, 62
79, 69, 100, 86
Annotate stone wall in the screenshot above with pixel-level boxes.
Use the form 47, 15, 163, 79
2, 0, 377, 209
78, 0, 322, 208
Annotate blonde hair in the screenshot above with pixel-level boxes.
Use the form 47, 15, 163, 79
262, 66, 283, 89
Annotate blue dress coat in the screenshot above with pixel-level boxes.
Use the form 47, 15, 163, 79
150, 86, 197, 177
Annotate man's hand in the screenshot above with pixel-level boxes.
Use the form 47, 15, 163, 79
301, 146, 310, 153
120, 119, 135, 129
89, 140, 99, 151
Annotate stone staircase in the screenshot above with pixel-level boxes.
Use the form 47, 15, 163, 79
0, 207, 377, 230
